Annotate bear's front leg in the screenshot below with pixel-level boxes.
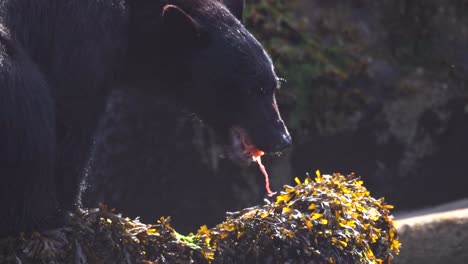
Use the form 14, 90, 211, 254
0, 30, 62, 237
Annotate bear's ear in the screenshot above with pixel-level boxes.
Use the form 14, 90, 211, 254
223, 0, 245, 22
161, 5, 205, 47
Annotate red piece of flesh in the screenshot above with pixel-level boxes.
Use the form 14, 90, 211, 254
253, 155, 276, 197
239, 130, 275, 197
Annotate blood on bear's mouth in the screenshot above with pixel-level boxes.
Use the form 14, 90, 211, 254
230, 127, 276, 197
230, 127, 262, 161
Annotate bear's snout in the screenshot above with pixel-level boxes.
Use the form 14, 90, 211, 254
271, 132, 292, 153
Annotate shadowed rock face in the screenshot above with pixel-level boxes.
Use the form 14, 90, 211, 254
288, 0, 468, 211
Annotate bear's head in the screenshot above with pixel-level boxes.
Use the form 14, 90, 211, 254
128, 0, 291, 163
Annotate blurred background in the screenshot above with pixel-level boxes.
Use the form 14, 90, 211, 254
83, 0, 468, 234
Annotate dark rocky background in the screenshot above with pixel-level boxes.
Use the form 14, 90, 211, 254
83, 0, 468, 234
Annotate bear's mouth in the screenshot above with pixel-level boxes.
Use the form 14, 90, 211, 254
229, 126, 276, 197
230, 127, 264, 163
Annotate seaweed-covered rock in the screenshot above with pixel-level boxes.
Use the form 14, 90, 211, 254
0, 174, 400, 263
0, 207, 208, 264
198, 172, 400, 263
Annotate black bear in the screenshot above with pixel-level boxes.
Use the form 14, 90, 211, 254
0, 0, 291, 237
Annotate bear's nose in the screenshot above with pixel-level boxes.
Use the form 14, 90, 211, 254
272, 133, 292, 152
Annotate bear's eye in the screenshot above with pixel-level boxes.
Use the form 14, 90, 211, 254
259, 87, 267, 96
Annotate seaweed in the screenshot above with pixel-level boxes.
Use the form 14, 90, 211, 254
197, 171, 400, 263
0, 172, 400, 263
